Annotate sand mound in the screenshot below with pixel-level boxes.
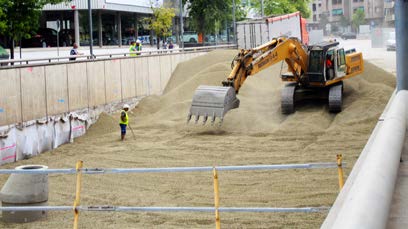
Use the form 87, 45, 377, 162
133, 50, 395, 135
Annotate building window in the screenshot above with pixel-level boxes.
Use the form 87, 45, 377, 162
313, 3, 316, 11
353, 6, 364, 13
332, 0, 342, 4
332, 9, 343, 16
313, 15, 317, 21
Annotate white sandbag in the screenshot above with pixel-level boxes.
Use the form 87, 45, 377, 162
70, 113, 87, 140
0, 126, 17, 165
37, 118, 54, 153
53, 116, 71, 148
15, 121, 39, 160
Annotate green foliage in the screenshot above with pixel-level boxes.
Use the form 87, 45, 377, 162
0, 0, 65, 41
145, 6, 175, 38
188, 0, 232, 34
339, 15, 349, 28
352, 9, 365, 32
0, 0, 66, 58
252, 0, 311, 18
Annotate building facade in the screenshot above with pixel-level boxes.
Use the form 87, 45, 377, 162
41, 0, 163, 47
308, 0, 391, 33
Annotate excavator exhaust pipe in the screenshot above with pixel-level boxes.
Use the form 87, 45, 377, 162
187, 85, 240, 125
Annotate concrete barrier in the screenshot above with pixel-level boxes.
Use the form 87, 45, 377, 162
87, 61, 106, 107
45, 65, 69, 115
67, 62, 88, 111
321, 90, 408, 229
0, 68, 22, 126
20, 67, 47, 122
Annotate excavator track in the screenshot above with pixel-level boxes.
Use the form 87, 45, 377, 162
281, 83, 297, 114
328, 83, 343, 112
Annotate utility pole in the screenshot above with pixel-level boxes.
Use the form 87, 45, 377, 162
261, 0, 264, 17
180, 0, 184, 49
88, 0, 94, 58
396, 0, 408, 90
232, 0, 237, 44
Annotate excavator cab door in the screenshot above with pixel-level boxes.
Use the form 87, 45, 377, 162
307, 50, 326, 83
336, 48, 347, 77
325, 50, 335, 80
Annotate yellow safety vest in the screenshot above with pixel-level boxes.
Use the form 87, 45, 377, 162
129, 45, 136, 57
119, 110, 129, 125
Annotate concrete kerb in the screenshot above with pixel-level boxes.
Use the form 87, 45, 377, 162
321, 90, 408, 229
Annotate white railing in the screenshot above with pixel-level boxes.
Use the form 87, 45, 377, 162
0, 44, 237, 68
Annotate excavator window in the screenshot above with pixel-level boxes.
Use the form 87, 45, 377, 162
308, 50, 324, 73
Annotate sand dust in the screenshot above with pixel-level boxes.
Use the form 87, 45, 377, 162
0, 50, 395, 228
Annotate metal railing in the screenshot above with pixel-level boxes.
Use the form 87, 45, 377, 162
0, 158, 345, 228
0, 44, 237, 68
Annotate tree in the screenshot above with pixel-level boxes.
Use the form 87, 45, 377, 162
339, 15, 349, 31
319, 13, 329, 35
185, 0, 232, 44
351, 9, 365, 33
145, 6, 175, 49
0, 0, 65, 59
251, 0, 311, 18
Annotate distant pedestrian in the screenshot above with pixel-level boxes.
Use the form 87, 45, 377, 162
135, 39, 142, 55
119, 104, 130, 141
168, 41, 174, 49
129, 41, 136, 57
69, 43, 83, 61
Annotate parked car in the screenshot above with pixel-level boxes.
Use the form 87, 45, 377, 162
0, 44, 9, 66
386, 32, 396, 51
183, 32, 198, 43
22, 28, 60, 47
341, 32, 357, 40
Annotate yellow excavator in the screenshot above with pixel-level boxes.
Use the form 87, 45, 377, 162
187, 36, 364, 125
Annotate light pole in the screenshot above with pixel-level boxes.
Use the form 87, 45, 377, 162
88, 0, 94, 58
232, 0, 236, 44
261, 0, 264, 17
179, 0, 184, 49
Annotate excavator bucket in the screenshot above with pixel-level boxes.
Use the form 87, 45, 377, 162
187, 85, 240, 125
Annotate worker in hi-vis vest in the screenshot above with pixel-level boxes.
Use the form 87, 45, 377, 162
119, 104, 130, 141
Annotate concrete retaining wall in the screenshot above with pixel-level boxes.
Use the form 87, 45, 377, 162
0, 52, 206, 127
0, 51, 207, 165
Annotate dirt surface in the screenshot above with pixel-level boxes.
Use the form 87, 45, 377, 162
0, 50, 395, 228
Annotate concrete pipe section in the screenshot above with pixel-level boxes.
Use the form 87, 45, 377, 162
0, 165, 49, 223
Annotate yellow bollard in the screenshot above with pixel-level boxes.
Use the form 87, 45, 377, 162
337, 154, 344, 190
73, 161, 83, 229
213, 168, 221, 229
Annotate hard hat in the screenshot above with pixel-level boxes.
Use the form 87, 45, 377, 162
136, 39, 141, 43
123, 104, 130, 109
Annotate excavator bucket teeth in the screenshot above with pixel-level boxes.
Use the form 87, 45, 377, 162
188, 85, 240, 125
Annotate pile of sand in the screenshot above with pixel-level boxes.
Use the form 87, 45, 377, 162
0, 50, 395, 228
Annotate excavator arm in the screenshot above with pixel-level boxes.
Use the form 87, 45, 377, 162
188, 37, 308, 125
223, 37, 308, 93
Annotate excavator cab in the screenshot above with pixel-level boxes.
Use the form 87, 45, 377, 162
306, 41, 343, 84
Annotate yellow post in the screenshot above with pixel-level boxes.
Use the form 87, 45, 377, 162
213, 167, 221, 229
73, 160, 83, 229
337, 154, 344, 190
